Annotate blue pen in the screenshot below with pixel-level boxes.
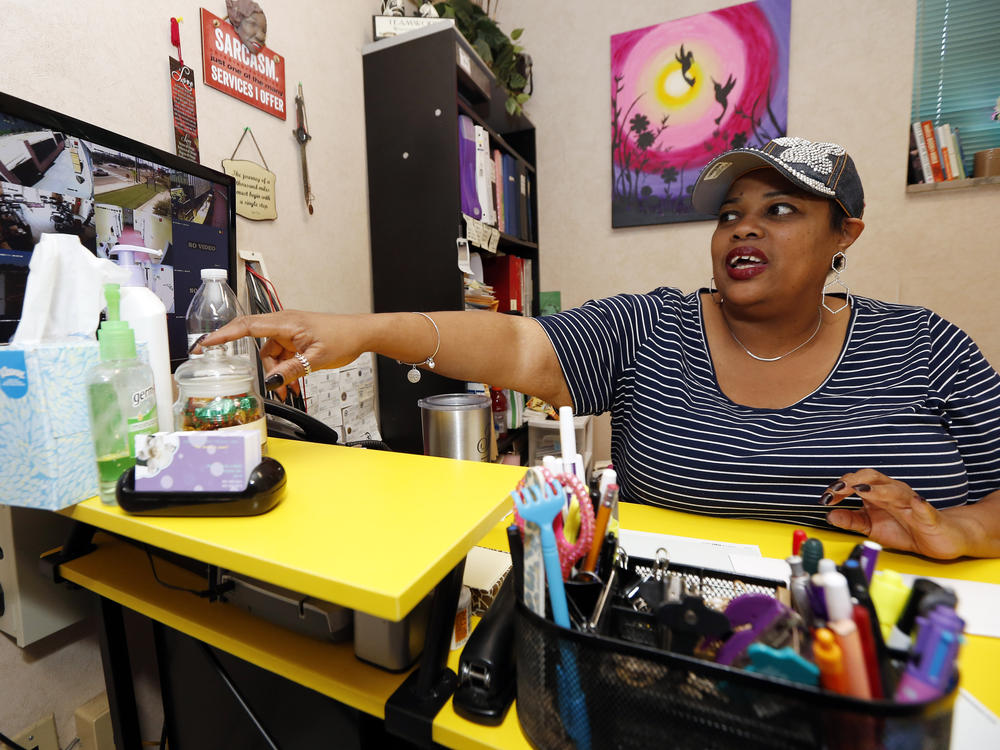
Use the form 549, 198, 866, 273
895, 605, 964, 703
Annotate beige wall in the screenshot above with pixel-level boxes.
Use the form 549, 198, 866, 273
2, 0, 998, 743
501, 0, 1000, 455
1, 1, 377, 743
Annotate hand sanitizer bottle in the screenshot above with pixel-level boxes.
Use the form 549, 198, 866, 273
87, 283, 159, 504
110, 244, 172, 432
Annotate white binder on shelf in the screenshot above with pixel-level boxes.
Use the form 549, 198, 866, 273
474, 124, 497, 226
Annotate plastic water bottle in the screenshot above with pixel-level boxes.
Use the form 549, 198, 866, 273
185, 268, 251, 360
87, 283, 158, 505
112, 245, 172, 432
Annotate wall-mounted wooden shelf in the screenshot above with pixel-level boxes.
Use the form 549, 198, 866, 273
906, 175, 1000, 193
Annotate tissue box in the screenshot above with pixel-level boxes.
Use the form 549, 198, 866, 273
0, 340, 100, 509
134, 432, 261, 492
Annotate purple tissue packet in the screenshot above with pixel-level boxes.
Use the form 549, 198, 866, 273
134, 431, 261, 493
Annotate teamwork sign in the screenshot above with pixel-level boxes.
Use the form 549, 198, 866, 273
200, 8, 286, 120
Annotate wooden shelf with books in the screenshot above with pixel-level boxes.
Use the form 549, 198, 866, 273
362, 25, 539, 456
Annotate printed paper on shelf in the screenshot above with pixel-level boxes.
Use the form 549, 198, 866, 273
200, 8, 286, 120
919, 121, 945, 182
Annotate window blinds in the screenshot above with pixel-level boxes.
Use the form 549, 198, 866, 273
910, 0, 1000, 176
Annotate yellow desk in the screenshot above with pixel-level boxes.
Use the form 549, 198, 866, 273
62, 438, 527, 621
52, 438, 526, 748
52, 447, 999, 749
433, 504, 1000, 749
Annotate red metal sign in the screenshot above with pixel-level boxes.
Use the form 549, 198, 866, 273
200, 8, 286, 120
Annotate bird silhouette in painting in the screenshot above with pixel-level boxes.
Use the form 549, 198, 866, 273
712, 74, 737, 125
675, 45, 696, 87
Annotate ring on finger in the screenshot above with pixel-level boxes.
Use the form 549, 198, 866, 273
294, 351, 312, 376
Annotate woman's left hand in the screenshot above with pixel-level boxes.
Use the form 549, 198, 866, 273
821, 469, 969, 559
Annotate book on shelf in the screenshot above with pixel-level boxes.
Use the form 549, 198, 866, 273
907, 126, 925, 185
935, 124, 956, 180
911, 121, 932, 183
483, 253, 524, 313
918, 120, 946, 182
951, 126, 968, 179
522, 257, 533, 316
458, 114, 482, 218
492, 148, 505, 232
525, 171, 535, 241
501, 153, 519, 236
474, 124, 497, 225
516, 160, 528, 240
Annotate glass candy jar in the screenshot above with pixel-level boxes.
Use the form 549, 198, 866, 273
173, 345, 267, 451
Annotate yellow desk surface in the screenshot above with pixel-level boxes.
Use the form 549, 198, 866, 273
432, 503, 1000, 749
58, 470, 999, 749
62, 438, 528, 621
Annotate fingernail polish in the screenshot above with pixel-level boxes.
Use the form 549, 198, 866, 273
829, 481, 846, 492
819, 491, 834, 506
188, 333, 208, 354
264, 373, 284, 391
852, 483, 871, 492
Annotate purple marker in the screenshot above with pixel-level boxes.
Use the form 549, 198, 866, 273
894, 605, 965, 703
859, 541, 882, 584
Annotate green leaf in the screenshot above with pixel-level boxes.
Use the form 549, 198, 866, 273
511, 28, 523, 40
505, 96, 517, 115
508, 72, 526, 90
473, 38, 493, 64
516, 92, 530, 103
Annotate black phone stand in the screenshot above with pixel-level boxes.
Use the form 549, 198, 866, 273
115, 457, 286, 516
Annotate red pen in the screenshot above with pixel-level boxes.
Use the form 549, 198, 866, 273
792, 528, 808, 556
852, 603, 884, 698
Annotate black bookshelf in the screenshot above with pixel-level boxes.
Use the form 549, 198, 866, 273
362, 25, 539, 455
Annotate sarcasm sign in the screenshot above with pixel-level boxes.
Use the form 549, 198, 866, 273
200, 8, 286, 119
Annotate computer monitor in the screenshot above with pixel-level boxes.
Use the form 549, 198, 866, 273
0, 90, 237, 370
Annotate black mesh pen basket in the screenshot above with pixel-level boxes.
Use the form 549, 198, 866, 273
515, 557, 956, 750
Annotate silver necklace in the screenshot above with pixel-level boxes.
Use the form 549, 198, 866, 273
722, 307, 823, 362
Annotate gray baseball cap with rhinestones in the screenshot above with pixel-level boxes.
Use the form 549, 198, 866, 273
691, 136, 865, 219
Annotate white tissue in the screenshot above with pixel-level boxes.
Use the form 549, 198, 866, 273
11, 233, 124, 344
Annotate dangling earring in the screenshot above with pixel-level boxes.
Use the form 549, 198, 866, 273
823, 251, 851, 314
708, 277, 724, 305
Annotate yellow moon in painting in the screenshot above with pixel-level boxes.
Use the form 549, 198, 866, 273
655, 60, 703, 109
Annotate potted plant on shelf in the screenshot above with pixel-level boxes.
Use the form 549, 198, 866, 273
424, 0, 531, 115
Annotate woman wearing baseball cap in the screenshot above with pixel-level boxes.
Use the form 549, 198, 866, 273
200, 137, 1000, 560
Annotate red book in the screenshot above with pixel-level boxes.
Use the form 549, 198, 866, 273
483, 255, 523, 313
920, 121, 945, 182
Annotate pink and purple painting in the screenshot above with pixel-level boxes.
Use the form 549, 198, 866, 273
611, 0, 790, 227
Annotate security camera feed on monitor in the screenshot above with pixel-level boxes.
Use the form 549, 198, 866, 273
0, 103, 231, 360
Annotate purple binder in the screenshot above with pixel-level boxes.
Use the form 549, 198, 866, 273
458, 115, 481, 219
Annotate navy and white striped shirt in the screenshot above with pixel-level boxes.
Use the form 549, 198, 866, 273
536, 288, 1000, 528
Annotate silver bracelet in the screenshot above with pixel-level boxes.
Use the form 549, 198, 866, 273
397, 312, 440, 383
